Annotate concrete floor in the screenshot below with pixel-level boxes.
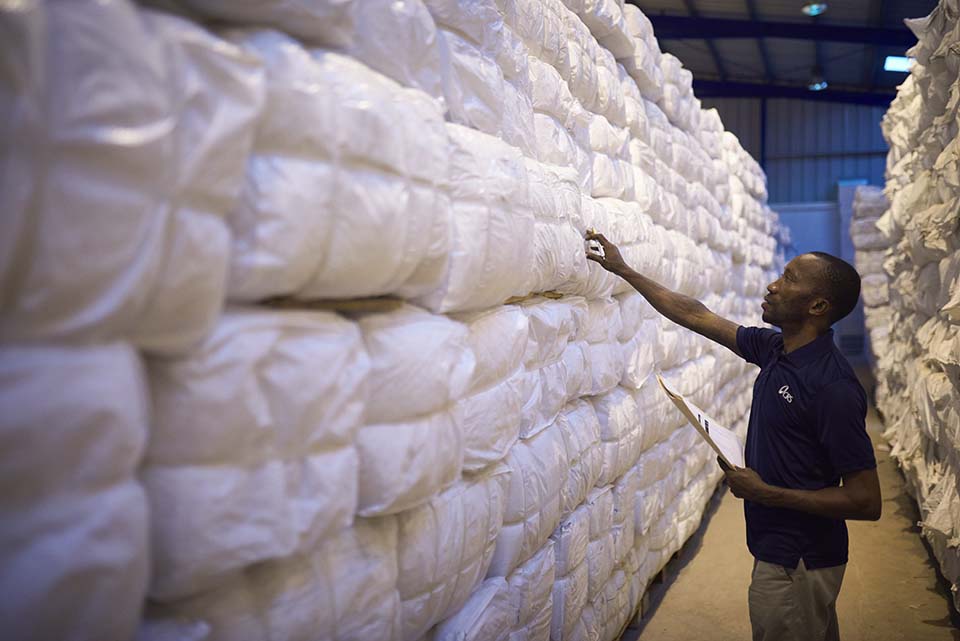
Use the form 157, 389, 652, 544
622, 398, 960, 641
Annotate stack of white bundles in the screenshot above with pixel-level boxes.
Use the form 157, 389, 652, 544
143, 516, 403, 641
356, 305, 475, 516
495, 24, 538, 157
452, 306, 529, 472
504, 541, 556, 640
581, 297, 627, 395
415, 124, 536, 313
617, 290, 660, 390
583, 487, 617, 603
555, 401, 604, 515
563, 0, 634, 60
550, 505, 591, 640
851, 186, 894, 355
516, 297, 588, 437
226, 31, 452, 302
1, 0, 796, 635
0, 345, 150, 641
424, 0, 507, 136
142, 308, 368, 600
524, 159, 591, 293
1, 0, 256, 356
619, 4, 664, 101
610, 467, 640, 564
620, 66, 651, 144
872, 0, 960, 607
594, 568, 634, 641
487, 425, 567, 577
429, 577, 514, 641
559, 11, 617, 126
526, 59, 594, 190
633, 441, 675, 540
632, 373, 680, 453
395, 464, 510, 639
591, 386, 643, 488
504, 0, 568, 71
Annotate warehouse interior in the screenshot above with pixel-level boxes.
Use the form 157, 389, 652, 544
1, 1, 958, 640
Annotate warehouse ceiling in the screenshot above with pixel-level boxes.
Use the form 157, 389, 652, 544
628, 0, 939, 105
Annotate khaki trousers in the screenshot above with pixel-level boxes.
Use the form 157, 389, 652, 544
748, 559, 845, 641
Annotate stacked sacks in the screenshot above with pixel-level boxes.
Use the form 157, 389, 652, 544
850, 187, 895, 364
354, 306, 474, 516
143, 309, 368, 600
0, 345, 150, 641
0, 1, 267, 638
414, 124, 535, 313
873, 0, 960, 609
1, 0, 788, 640
143, 516, 405, 641
1, 2, 258, 355
550, 505, 592, 640
452, 306, 530, 472
224, 31, 452, 302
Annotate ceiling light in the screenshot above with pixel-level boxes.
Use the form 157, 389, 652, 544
807, 66, 828, 91
884, 55, 914, 72
801, 3, 828, 16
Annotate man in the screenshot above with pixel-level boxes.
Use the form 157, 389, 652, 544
585, 231, 881, 641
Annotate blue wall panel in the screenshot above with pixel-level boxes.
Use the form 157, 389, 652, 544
700, 98, 888, 203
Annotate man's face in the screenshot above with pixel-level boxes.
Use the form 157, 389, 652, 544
761, 254, 827, 327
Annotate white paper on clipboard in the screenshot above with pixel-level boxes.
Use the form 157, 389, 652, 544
656, 374, 744, 469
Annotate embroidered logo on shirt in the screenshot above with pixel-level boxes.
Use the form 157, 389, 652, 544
778, 385, 794, 403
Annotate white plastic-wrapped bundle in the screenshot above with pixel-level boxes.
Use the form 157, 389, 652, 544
143, 308, 368, 600
556, 400, 604, 515
429, 577, 514, 641
488, 425, 567, 577
519, 296, 586, 367
617, 291, 660, 390
436, 28, 507, 136
505, 541, 556, 640
142, 517, 403, 641
415, 124, 536, 313
396, 465, 510, 640
551, 558, 590, 641
525, 159, 590, 294
583, 487, 617, 601
513, 297, 587, 437
453, 307, 530, 471
0, 344, 150, 641
581, 298, 626, 395
227, 33, 452, 302
356, 305, 474, 516
1, 0, 254, 354
591, 387, 643, 487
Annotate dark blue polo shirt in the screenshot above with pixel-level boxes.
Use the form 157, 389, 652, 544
736, 326, 876, 569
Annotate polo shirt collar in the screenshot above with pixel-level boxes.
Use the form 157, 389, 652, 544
781, 329, 834, 367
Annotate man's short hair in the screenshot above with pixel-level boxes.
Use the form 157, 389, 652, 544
809, 252, 861, 324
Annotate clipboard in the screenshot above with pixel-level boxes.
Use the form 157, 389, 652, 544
656, 374, 745, 469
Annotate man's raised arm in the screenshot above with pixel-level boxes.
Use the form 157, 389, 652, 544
585, 231, 742, 358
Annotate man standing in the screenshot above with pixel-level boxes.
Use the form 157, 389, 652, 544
585, 231, 881, 641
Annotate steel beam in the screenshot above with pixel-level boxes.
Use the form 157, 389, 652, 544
692, 79, 895, 106
645, 14, 916, 46
681, 0, 728, 82
744, 0, 774, 82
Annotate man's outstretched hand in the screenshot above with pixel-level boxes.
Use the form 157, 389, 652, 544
585, 230, 629, 275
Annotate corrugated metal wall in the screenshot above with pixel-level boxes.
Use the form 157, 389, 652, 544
700, 98, 888, 203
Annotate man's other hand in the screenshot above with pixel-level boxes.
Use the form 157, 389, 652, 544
585, 230, 628, 274
719, 457, 770, 502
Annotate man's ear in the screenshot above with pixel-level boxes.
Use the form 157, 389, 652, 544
809, 297, 830, 318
